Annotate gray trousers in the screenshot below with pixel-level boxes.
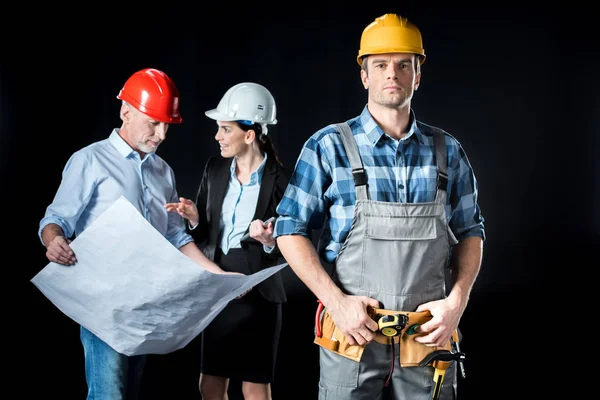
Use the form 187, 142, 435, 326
318, 341, 457, 400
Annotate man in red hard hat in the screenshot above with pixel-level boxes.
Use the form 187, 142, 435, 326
38, 68, 235, 399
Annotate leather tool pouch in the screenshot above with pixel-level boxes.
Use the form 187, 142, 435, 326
314, 307, 364, 362
314, 305, 454, 366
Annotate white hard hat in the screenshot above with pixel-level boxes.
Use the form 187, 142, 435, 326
205, 82, 277, 125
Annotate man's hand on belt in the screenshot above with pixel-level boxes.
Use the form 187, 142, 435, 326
413, 298, 461, 348
326, 295, 380, 346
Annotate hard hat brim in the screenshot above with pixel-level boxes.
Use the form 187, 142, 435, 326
205, 109, 237, 122
205, 109, 277, 124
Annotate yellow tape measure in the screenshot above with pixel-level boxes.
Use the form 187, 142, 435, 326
377, 314, 408, 337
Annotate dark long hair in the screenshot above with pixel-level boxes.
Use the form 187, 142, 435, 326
238, 122, 283, 166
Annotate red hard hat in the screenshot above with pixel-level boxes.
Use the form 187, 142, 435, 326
117, 68, 183, 124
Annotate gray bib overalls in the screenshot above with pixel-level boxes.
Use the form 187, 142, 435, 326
318, 123, 458, 400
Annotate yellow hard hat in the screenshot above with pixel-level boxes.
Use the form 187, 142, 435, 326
357, 14, 426, 66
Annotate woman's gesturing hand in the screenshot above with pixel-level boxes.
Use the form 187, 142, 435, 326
165, 197, 200, 227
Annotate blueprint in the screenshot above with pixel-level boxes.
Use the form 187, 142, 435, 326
31, 196, 288, 356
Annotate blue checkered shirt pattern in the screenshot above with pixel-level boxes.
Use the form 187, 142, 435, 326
274, 106, 485, 263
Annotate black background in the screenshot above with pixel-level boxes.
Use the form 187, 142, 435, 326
5, 4, 598, 399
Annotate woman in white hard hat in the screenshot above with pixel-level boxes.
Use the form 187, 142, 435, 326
165, 82, 288, 400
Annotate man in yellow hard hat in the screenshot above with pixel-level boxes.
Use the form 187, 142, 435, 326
274, 13, 485, 399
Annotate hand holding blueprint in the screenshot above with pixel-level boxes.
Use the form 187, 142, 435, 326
31, 196, 287, 356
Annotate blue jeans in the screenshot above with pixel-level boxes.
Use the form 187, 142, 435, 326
80, 326, 147, 400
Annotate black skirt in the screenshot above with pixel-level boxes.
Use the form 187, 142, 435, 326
200, 248, 282, 383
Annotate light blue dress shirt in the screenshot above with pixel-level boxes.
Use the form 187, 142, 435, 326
218, 155, 267, 254
39, 129, 193, 249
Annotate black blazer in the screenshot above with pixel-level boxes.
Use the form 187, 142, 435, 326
189, 155, 289, 303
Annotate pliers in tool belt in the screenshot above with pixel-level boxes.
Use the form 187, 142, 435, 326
418, 330, 466, 400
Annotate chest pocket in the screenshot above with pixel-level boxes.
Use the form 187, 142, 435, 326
366, 215, 437, 241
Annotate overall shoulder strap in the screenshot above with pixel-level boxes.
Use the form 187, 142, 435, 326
335, 123, 368, 200
432, 129, 448, 204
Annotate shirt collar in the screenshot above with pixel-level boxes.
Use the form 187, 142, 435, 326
229, 153, 268, 185
109, 129, 155, 159
359, 106, 425, 146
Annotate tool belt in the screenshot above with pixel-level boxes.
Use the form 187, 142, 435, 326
314, 302, 454, 368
